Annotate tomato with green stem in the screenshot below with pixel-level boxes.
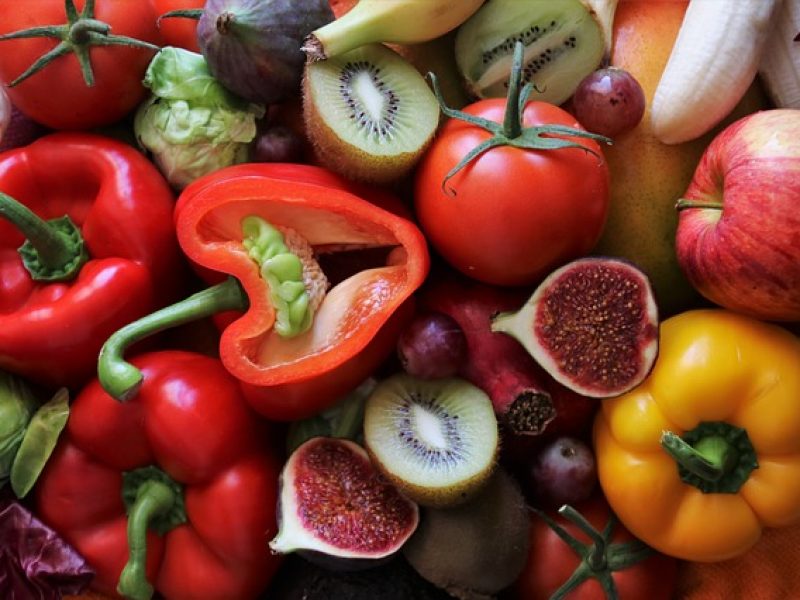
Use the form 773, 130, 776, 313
0, 0, 162, 129
414, 42, 611, 287
513, 496, 677, 600
151, 0, 203, 52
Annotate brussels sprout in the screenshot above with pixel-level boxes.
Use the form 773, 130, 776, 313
134, 47, 265, 189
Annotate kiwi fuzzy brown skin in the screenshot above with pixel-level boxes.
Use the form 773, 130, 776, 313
402, 469, 532, 600
301, 44, 440, 185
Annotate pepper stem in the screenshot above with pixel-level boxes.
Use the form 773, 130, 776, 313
98, 278, 248, 402
660, 422, 758, 494
117, 467, 186, 600
0, 192, 88, 281
661, 432, 735, 482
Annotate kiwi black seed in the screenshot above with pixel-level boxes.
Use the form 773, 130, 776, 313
363, 374, 499, 508
455, 0, 605, 104
303, 43, 440, 184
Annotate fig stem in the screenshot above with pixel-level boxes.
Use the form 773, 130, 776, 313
427, 41, 612, 196
676, 198, 724, 211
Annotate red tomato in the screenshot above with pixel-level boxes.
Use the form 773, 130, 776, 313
414, 100, 610, 287
0, 0, 162, 130
152, 0, 204, 52
513, 496, 677, 599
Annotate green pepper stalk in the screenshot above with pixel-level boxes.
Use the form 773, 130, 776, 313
0, 192, 88, 281
660, 421, 758, 494
117, 466, 186, 600
99, 216, 324, 402
428, 40, 612, 196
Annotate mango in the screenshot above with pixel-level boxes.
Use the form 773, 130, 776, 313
593, 0, 767, 316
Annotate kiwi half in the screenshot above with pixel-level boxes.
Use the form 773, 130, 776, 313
303, 43, 440, 184
455, 0, 605, 104
363, 374, 499, 508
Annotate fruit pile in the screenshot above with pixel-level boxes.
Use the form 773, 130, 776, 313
0, 0, 799, 599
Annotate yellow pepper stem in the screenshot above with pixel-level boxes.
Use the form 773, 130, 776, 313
660, 422, 758, 494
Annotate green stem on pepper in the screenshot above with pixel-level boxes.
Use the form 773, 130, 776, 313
117, 466, 186, 600
0, 192, 88, 281
98, 277, 248, 402
427, 40, 612, 196
660, 422, 758, 494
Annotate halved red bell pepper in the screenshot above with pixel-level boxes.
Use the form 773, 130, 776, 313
35, 350, 283, 600
0, 132, 184, 389
98, 163, 430, 421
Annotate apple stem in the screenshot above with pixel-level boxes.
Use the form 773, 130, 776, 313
675, 198, 723, 211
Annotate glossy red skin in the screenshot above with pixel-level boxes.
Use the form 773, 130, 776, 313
0, 133, 185, 390
151, 0, 203, 52
35, 351, 283, 600
675, 109, 800, 321
0, 0, 162, 130
175, 163, 429, 421
414, 100, 610, 287
513, 496, 677, 600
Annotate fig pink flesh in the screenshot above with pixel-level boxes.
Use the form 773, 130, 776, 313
294, 439, 417, 553
534, 261, 658, 394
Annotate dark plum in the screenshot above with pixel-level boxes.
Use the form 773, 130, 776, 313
528, 436, 597, 509
397, 312, 467, 380
571, 67, 645, 138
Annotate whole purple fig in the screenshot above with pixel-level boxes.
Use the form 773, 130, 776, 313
198, 0, 334, 104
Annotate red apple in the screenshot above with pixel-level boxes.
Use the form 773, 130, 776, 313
675, 109, 800, 321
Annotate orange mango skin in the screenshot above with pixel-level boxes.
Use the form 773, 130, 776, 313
594, 309, 800, 562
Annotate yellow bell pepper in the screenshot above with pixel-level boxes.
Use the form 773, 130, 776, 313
594, 309, 800, 562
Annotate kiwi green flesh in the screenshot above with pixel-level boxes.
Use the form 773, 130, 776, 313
455, 0, 604, 104
305, 43, 439, 157
363, 374, 499, 507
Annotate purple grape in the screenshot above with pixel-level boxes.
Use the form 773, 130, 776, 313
571, 67, 646, 138
529, 436, 597, 509
252, 124, 306, 164
397, 312, 467, 380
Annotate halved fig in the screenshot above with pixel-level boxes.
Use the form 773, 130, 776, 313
269, 437, 419, 569
491, 257, 659, 398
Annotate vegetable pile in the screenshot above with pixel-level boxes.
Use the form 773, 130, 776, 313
0, 0, 799, 599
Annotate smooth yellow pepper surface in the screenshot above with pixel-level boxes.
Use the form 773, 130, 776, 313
594, 309, 800, 562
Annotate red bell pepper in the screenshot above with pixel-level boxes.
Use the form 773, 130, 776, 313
35, 350, 283, 600
98, 163, 430, 421
0, 132, 184, 389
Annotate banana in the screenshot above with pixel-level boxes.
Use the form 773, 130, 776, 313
302, 0, 485, 62
651, 0, 780, 145
758, 0, 800, 108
